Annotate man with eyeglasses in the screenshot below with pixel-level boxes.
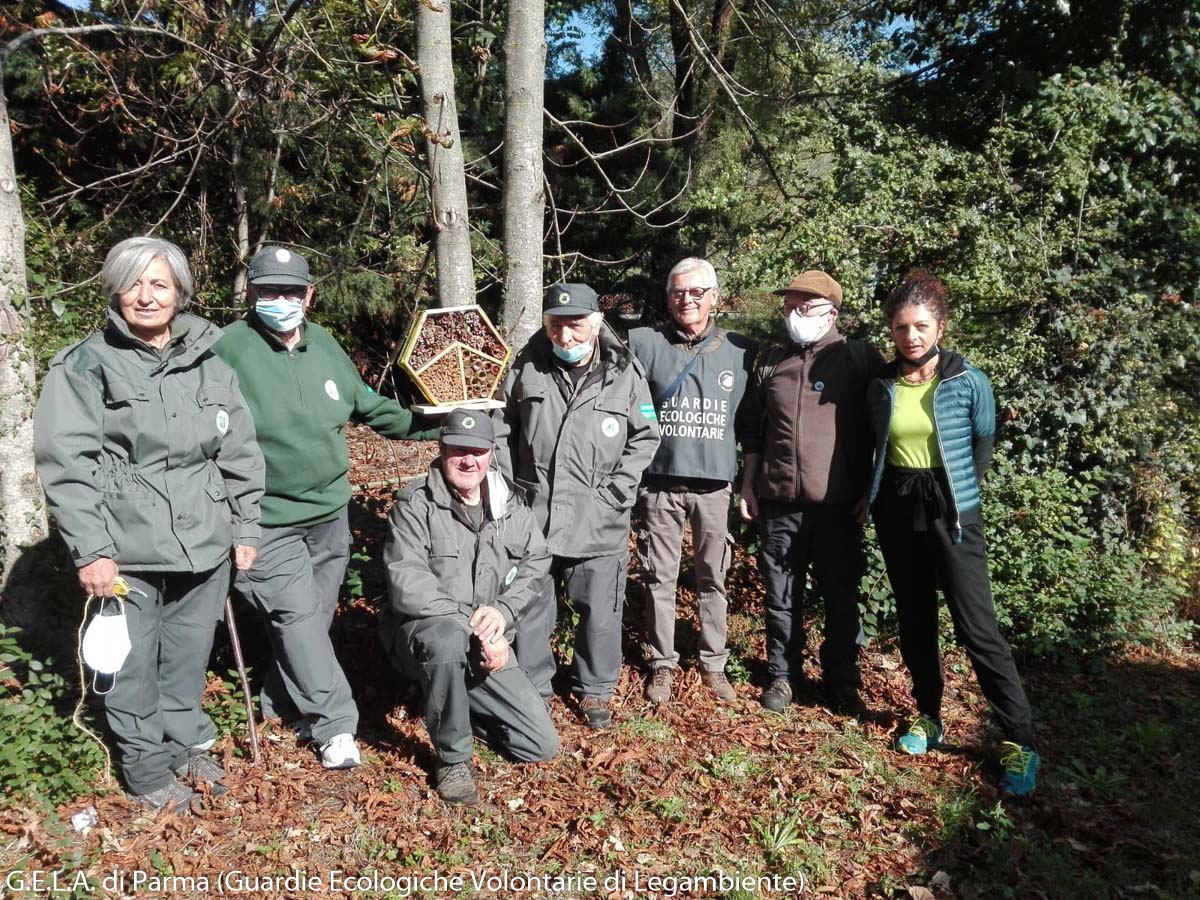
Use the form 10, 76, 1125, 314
626, 258, 757, 705
214, 246, 438, 770
736, 271, 884, 716
492, 283, 660, 730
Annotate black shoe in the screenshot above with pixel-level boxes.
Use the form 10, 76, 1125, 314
435, 761, 480, 806
760, 677, 794, 712
578, 696, 613, 729
825, 685, 867, 717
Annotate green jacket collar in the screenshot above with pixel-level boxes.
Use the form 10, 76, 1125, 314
105, 308, 219, 364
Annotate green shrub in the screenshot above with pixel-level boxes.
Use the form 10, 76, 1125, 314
984, 459, 1190, 653
0, 624, 107, 808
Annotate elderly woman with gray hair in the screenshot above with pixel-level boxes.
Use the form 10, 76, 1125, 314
33, 236, 264, 813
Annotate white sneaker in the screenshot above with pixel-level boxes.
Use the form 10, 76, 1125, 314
319, 733, 361, 770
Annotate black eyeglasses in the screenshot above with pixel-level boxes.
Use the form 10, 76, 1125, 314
668, 286, 714, 301
256, 287, 308, 301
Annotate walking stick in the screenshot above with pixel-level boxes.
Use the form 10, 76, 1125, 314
224, 595, 261, 764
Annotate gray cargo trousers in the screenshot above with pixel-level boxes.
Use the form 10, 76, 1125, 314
511, 553, 629, 701
233, 508, 358, 745
555, 553, 629, 700
102, 565, 228, 795
636, 484, 733, 673
388, 617, 559, 765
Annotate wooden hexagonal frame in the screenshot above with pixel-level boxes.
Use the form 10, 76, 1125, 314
398, 304, 511, 412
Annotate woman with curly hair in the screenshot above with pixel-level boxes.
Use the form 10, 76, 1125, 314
866, 270, 1039, 795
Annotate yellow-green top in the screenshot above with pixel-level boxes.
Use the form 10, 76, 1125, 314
887, 376, 942, 469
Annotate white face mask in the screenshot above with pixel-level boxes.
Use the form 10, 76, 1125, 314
785, 308, 834, 345
81, 597, 132, 694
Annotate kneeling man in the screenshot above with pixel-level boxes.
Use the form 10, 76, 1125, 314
381, 409, 559, 805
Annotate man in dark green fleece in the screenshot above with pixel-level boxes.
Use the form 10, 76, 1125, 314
214, 246, 438, 769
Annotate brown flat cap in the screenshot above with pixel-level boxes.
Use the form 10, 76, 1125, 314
774, 270, 843, 306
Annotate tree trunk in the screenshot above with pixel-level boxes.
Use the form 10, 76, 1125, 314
231, 134, 251, 303
0, 87, 50, 627
501, 0, 545, 351
669, 0, 699, 144
417, 0, 475, 308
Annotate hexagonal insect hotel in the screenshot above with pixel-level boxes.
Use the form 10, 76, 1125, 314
398, 304, 511, 412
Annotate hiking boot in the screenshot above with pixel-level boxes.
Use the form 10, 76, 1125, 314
701, 670, 736, 702
319, 733, 362, 770
998, 742, 1040, 796
760, 677, 793, 712
644, 668, 674, 705
578, 696, 613, 730
127, 777, 198, 814
174, 753, 227, 795
825, 685, 867, 717
896, 714, 944, 755
435, 761, 480, 806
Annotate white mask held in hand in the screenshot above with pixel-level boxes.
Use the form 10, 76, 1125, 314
785, 308, 834, 345
81, 597, 131, 695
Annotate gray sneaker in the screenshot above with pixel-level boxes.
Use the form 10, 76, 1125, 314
127, 777, 198, 814
435, 761, 480, 806
760, 677, 793, 712
644, 668, 673, 705
174, 753, 226, 783
174, 753, 228, 795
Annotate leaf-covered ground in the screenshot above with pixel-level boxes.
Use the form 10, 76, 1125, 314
3, 429, 1197, 898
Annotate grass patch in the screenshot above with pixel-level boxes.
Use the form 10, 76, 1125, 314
621, 715, 675, 743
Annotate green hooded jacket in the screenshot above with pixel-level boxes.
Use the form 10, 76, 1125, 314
34, 310, 265, 573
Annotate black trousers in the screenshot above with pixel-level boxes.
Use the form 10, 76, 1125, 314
875, 504, 1035, 747
757, 500, 865, 689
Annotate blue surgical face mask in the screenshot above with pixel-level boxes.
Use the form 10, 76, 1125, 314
255, 298, 305, 332
552, 341, 593, 364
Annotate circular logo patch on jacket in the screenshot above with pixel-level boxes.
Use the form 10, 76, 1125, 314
505, 566, 518, 586
718, 370, 735, 392
216, 409, 230, 435
601, 416, 620, 437
325, 380, 340, 401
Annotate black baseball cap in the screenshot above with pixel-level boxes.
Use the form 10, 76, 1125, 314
544, 282, 600, 316
439, 408, 495, 449
248, 246, 311, 286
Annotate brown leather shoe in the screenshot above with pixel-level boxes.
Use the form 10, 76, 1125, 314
701, 670, 736, 702
644, 668, 674, 705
